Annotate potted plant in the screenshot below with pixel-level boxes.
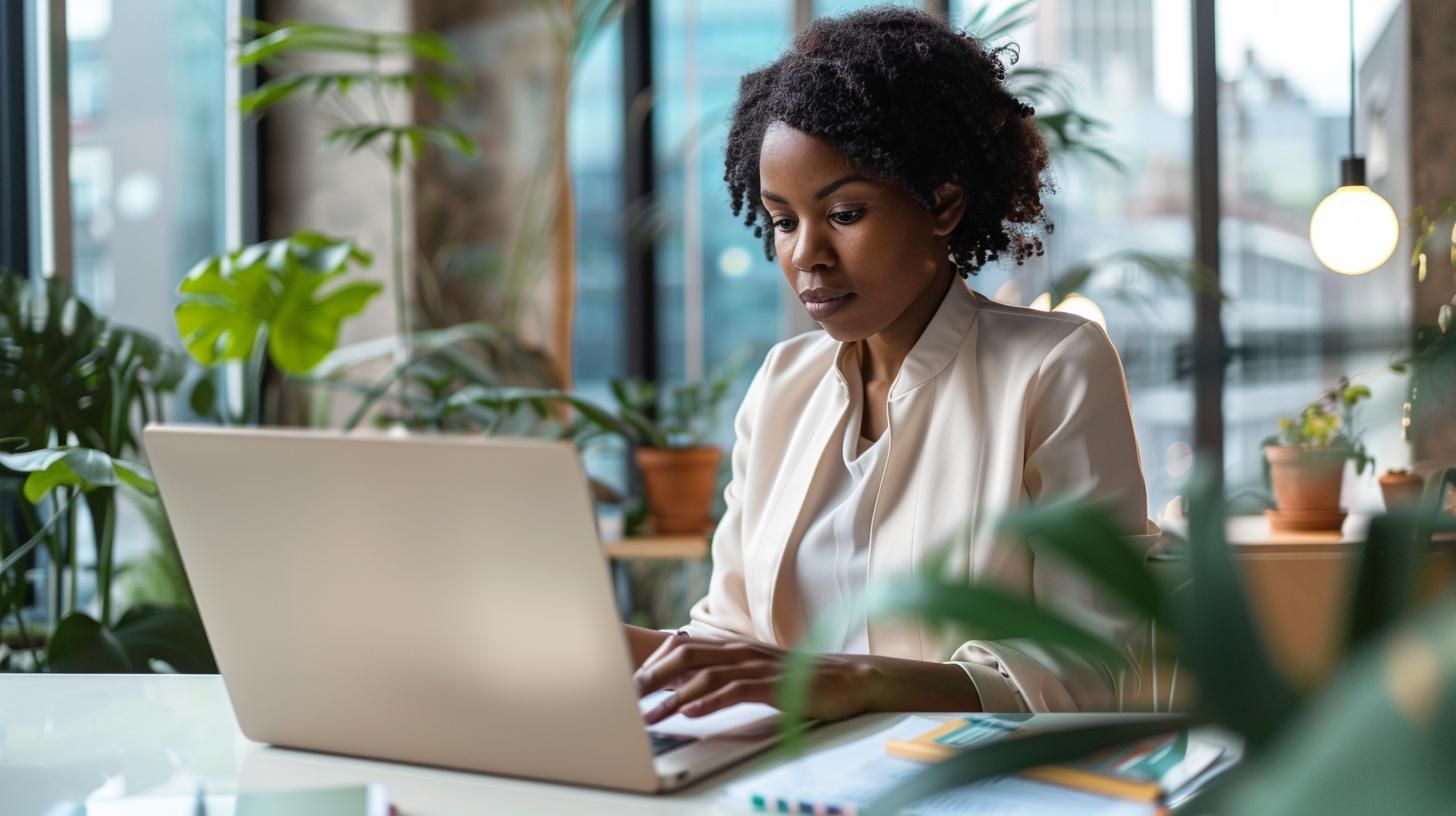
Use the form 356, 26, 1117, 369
1379, 467, 1425, 512
0, 274, 216, 673
607, 362, 744, 536
1262, 378, 1373, 531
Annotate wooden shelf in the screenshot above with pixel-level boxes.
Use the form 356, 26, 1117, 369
603, 534, 709, 561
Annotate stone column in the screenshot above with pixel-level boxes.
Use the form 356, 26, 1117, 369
260, 0, 574, 424
413, 0, 572, 389
1409, 0, 1456, 465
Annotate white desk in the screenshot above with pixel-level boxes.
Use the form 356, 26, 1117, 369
1, 675, 1202, 815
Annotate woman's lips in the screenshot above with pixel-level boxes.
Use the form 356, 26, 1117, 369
803, 293, 854, 321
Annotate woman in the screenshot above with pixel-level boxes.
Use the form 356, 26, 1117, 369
627, 7, 1155, 720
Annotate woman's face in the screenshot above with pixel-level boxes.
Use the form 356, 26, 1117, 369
758, 122, 963, 342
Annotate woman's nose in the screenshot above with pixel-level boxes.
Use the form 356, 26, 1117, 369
789, 221, 835, 273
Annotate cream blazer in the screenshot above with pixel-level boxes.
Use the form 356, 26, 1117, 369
682, 279, 1159, 712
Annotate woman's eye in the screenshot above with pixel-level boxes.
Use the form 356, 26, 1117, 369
771, 217, 797, 232
830, 209, 864, 225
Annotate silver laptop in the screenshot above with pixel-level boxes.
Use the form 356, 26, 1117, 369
143, 425, 785, 793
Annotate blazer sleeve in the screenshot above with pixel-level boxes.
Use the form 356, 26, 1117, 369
679, 347, 775, 640
949, 321, 1159, 712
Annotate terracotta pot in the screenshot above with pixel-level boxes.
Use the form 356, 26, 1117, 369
1265, 445, 1347, 512
635, 445, 722, 535
1379, 469, 1425, 511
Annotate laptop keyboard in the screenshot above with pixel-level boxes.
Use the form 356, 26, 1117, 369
648, 731, 694, 756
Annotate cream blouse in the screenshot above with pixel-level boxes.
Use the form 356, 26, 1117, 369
791, 341, 890, 654
681, 279, 1159, 712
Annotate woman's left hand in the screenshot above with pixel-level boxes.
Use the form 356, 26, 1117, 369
634, 633, 881, 724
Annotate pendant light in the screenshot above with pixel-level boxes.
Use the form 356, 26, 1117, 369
1308, 0, 1399, 276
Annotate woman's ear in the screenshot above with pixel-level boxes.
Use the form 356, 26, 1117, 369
929, 181, 966, 237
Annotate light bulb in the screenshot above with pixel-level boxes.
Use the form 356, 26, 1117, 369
1309, 185, 1400, 275
1054, 293, 1108, 331
1027, 291, 1107, 331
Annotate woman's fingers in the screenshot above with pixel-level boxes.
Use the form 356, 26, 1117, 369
677, 678, 778, 718
635, 638, 766, 696
641, 663, 772, 724
638, 630, 686, 673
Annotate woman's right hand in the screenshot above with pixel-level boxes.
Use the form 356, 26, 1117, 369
624, 623, 675, 668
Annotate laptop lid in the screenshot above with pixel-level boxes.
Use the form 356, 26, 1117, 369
143, 425, 660, 792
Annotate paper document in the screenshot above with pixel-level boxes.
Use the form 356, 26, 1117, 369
639, 688, 782, 738
902, 778, 1159, 815
724, 715, 946, 813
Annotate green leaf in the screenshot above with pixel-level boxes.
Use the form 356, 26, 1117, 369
238, 75, 310, 115
865, 717, 1195, 816
1176, 467, 1300, 751
1224, 593, 1456, 815
405, 124, 478, 159
326, 124, 393, 154
0, 491, 74, 575
46, 612, 133, 672
399, 31, 457, 64
112, 604, 218, 674
388, 131, 404, 170
1344, 472, 1454, 651
0, 447, 146, 503
422, 72, 460, 103
239, 25, 383, 65
175, 255, 274, 365
189, 373, 217, 418
864, 578, 1132, 671
113, 459, 157, 496
269, 274, 383, 374
175, 232, 379, 375
995, 496, 1168, 625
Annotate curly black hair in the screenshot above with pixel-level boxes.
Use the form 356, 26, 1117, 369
723, 6, 1052, 278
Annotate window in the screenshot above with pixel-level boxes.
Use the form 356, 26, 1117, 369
66, 0, 230, 342
651, 0, 795, 446
1217, 0, 1408, 503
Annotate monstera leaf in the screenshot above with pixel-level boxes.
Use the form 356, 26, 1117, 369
0, 446, 156, 505
47, 605, 217, 674
175, 231, 381, 375
0, 275, 106, 450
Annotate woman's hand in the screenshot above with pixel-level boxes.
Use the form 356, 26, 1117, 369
634, 633, 881, 724
634, 633, 986, 723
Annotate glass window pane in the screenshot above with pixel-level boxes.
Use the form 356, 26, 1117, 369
952, 0, 1195, 514
816, 0, 922, 16
652, 0, 793, 445
67, 0, 228, 338
1217, 0, 1409, 505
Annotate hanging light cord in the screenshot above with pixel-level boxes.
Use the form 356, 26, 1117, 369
1348, 0, 1356, 157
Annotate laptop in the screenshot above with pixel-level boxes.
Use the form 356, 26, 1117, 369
143, 425, 788, 793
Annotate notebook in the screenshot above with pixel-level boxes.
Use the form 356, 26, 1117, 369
888, 717, 1228, 804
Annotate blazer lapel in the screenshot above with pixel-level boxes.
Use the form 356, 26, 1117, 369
866, 281, 981, 658
749, 363, 850, 645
